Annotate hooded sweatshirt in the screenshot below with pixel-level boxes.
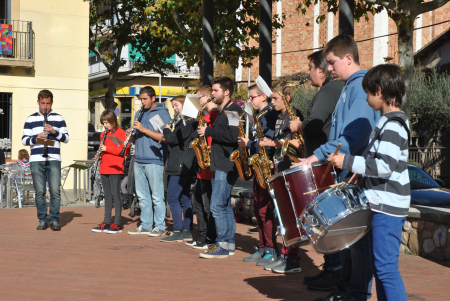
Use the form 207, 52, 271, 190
134, 103, 171, 165
313, 70, 380, 181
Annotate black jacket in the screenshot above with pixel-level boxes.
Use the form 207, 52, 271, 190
302, 80, 345, 157
163, 118, 198, 176
205, 101, 243, 175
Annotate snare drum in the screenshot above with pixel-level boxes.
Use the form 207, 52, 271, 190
268, 161, 336, 247
300, 184, 372, 254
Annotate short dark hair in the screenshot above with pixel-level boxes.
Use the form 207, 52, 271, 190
362, 64, 405, 108
248, 84, 262, 94
211, 76, 234, 96
307, 50, 332, 80
38, 90, 53, 103
323, 35, 360, 65
140, 86, 156, 98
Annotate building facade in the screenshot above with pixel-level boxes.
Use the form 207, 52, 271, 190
0, 0, 89, 188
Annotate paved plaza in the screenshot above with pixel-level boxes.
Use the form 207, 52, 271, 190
0, 205, 448, 300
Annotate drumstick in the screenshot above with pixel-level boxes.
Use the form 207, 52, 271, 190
303, 182, 344, 195
320, 143, 342, 185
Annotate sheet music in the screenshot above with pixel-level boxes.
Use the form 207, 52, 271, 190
149, 114, 166, 133
106, 135, 124, 146
183, 95, 201, 119
224, 111, 241, 127
244, 103, 255, 125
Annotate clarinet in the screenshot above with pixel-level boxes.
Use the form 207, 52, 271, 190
42, 110, 49, 158
120, 105, 145, 156
91, 129, 109, 180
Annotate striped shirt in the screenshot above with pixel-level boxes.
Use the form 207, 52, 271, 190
22, 109, 70, 162
342, 111, 410, 217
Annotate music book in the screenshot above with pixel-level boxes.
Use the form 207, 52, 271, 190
182, 94, 202, 119
149, 114, 165, 133
255, 76, 273, 98
224, 111, 241, 127
36, 138, 55, 146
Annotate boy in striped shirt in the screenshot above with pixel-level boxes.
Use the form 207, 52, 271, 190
328, 64, 410, 301
22, 90, 70, 231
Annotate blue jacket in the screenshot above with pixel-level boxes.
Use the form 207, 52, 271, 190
314, 70, 380, 179
246, 103, 279, 155
134, 103, 171, 165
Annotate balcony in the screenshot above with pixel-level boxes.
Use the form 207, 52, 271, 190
0, 20, 34, 68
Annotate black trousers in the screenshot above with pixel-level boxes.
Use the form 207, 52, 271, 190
101, 174, 122, 225
192, 178, 216, 243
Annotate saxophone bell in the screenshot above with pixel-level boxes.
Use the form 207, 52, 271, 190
280, 138, 301, 163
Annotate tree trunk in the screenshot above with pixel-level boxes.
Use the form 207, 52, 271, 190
396, 17, 416, 120
104, 72, 118, 110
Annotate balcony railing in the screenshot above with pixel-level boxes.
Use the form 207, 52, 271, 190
0, 20, 34, 66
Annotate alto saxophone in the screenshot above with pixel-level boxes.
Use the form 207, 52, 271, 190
230, 112, 253, 181
248, 106, 275, 189
190, 98, 214, 169
280, 83, 306, 162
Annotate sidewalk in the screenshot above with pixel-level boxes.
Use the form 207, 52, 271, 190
0, 206, 448, 300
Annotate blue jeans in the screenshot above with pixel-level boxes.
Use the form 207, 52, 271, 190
369, 213, 406, 301
134, 162, 165, 231
30, 161, 61, 223
324, 252, 342, 270
210, 170, 238, 251
167, 175, 193, 231
337, 230, 373, 300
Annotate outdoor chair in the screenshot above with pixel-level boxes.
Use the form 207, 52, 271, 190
61, 166, 71, 206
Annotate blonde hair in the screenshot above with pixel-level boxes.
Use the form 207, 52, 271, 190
170, 95, 186, 106
18, 149, 29, 161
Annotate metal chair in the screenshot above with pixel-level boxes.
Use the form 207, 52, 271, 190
10, 167, 35, 208
61, 166, 71, 206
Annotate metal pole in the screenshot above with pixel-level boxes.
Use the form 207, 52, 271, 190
158, 74, 161, 103
339, 0, 354, 36
202, 0, 214, 86
73, 168, 77, 198
259, 0, 272, 87
246, 67, 250, 137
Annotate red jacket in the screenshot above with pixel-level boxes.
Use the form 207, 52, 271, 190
197, 110, 219, 180
99, 128, 130, 175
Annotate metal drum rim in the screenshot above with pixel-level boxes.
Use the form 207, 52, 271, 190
268, 169, 285, 183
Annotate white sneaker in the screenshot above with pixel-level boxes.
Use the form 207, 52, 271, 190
127, 225, 151, 235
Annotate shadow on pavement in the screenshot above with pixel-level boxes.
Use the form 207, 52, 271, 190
59, 211, 83, 227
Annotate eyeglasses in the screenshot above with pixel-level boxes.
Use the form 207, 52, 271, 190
199, 95, 208, 99
248, 94, 264, 101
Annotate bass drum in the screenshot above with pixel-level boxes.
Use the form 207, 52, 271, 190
300, 184, 373, 254
268, 161, 336, 247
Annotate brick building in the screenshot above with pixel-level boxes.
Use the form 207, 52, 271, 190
237, 1, 450, 83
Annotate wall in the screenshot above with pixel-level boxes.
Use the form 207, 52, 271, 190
1, 0, 89, 188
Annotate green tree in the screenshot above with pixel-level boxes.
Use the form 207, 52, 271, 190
294, 0, 450, 118
150, 0, 285, 73
89, 0, 176, 109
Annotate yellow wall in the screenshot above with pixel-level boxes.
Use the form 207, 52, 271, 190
2, 0, 89, 188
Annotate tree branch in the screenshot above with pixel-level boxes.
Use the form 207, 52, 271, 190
172, 10, 187, 33
363, 0, 398, 12
416, 0, 450, 16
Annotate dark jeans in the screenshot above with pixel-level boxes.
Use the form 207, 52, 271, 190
253, 182, 277, 250
30, 161, 61, 223
167, 175, 193, 231
192, 178, 216, 243
337, 232, 373, 300
324, 252, 342, 270
101, 174, 122, 225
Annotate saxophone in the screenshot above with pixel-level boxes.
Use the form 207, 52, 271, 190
248, 106, 275, 189
230, 112, 253, 181
280, 83, 306, 162
190, 98, 214, 169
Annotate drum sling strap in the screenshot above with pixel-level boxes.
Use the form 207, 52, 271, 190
361, 116, 410, 158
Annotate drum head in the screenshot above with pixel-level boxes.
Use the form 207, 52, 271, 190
315, 209, 372, 254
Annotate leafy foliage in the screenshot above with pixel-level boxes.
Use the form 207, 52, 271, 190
291, 83, 318, 118
410, 68, 450, 146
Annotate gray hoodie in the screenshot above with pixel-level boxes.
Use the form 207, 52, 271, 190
134, 103, 171, 165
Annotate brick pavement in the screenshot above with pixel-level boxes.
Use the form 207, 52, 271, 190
0, 206, 448, 300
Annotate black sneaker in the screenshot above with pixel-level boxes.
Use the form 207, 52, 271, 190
50, 221, 61, 231
248, 225, 258, 234
185, 240, 196, 247
106, 223, 122, 234
271, 257, 302, 274
243, 246, 264, 262
193, 241, 208, 249
307, 268, 342, 291
264, 256, 284, 271
92, 222, 110, 233
315, 292, 349, 301
256, 248, 277, 267
304, 264, 327, 284
37, 221, 48, 230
